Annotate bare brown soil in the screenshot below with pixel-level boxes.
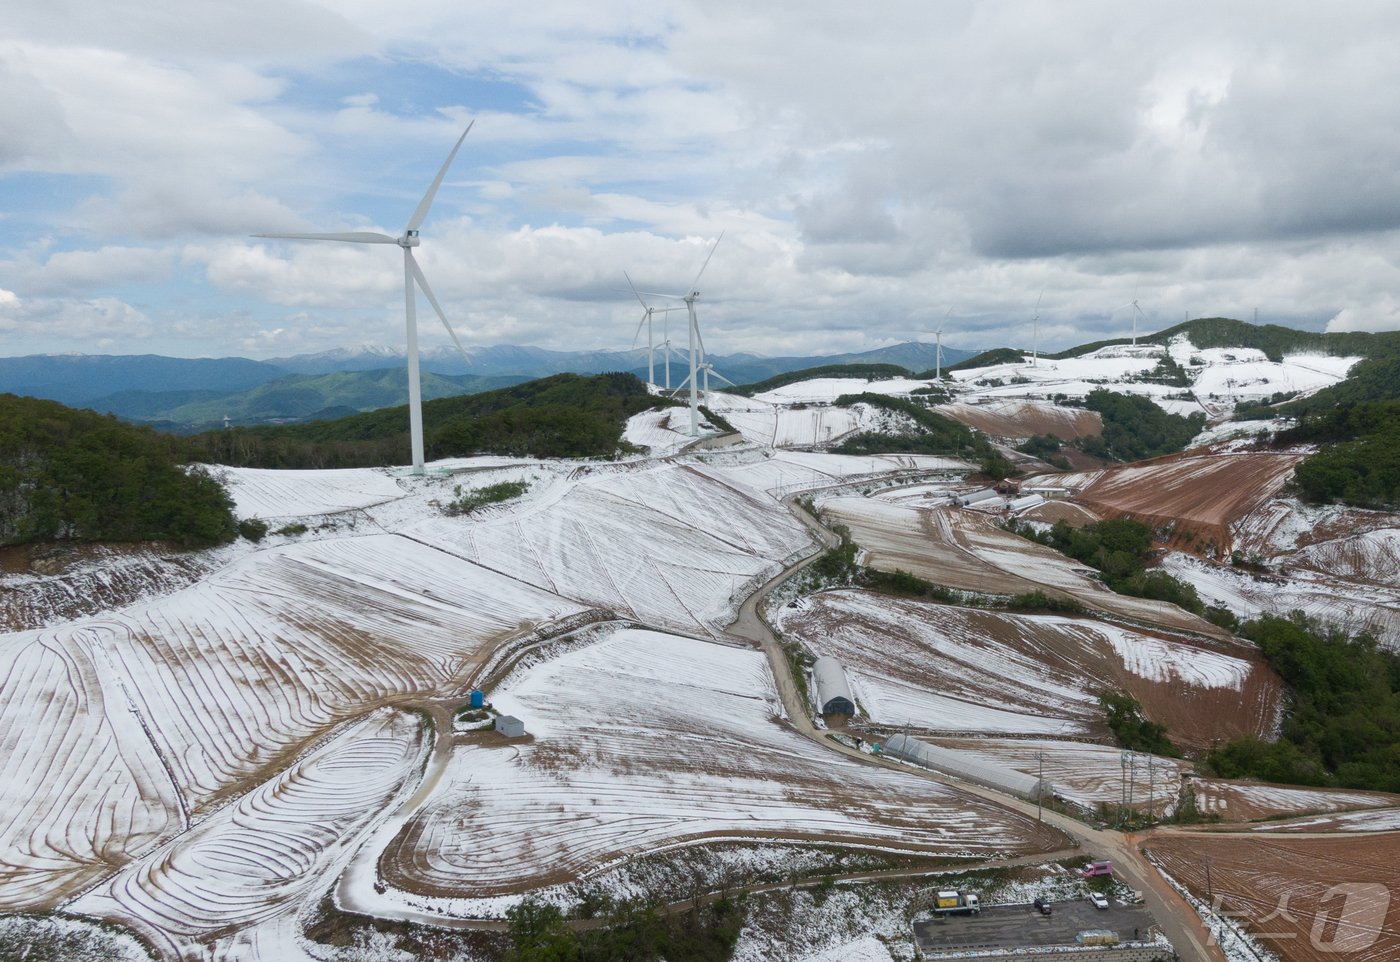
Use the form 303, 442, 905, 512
1145, 831, 1400, 962
1073, 451, 1307, 555
934, 401, 1103, 440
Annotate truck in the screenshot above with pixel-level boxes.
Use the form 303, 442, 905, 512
933, 890, 981, 915
1077, 929, 1120, 946
1081, 859, 1114, 878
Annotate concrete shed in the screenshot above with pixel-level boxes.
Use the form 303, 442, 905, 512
494, 715, 525, 738
812, 656, 856, 716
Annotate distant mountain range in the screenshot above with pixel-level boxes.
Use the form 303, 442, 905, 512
0, 341, 976, 432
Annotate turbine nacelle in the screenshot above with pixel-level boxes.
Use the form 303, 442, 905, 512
399, 230, 421, 248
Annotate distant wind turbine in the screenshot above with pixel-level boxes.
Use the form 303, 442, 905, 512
1118, 289, 1146, 346
1031, 291, 1043, 366
631, 232, 725, 435
253, 123, 475, 475
624, 271, 683, 388
934, 306, 951, 380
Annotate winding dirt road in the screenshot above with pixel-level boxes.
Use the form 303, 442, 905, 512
727, 492, 1227, 962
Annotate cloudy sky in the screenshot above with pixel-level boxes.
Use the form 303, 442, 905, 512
3, 0, 1400, 361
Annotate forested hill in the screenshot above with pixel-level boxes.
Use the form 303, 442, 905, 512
188, 372, 675, 468
0, 394, 237, 548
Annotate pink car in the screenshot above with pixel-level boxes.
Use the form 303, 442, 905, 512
1081, 860, 1113, 878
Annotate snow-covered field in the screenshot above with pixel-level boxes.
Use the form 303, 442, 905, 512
1250, 807, 1400, 833
1189, 780, 1400, 823
0, 534, 584, 910
364, 628, 1062, 912
1162, 552, 1400, 648
819, 495, 1229, 639
751, 377, 933, 404
71, 709, 427, 962
1, 332, 1393, 959
406, 459, 814, 634
773, 590, 1275, 748
219, 466, 408, 519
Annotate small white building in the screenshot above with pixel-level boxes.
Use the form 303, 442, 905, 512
494, 715, 525, 738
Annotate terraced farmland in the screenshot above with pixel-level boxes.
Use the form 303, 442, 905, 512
373, 629, 1067, 903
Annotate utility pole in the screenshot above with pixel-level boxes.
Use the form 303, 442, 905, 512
1127, 751, 1136, 818
1036, 750, 1045, 823
1147, 752, 1155, 822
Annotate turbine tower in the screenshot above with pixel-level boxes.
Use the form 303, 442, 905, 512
1131, 298, 1145, 346
1031, 291, 1043, 367
633, 232, 725, 435
254, 123, 475, 475
624, 271, 682, 388
934, 306, 951, 381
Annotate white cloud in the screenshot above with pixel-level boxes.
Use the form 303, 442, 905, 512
5, 0, 1400, 358
0, 292, 152, 344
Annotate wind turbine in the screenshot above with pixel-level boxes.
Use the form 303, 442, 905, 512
624, 271, 683, 388
253, 123, 475, 475
1031, 291, 1043, 366
1117, 292, 1146, 346
632, 232, 725, 435
934, 306, 951, 380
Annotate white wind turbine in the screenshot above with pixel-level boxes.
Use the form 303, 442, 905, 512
632, 232, 725, 435
624, 271, 684, 388
254, 123, 475, 475
933, 306, 951, 380
1116, 290, 1146, 346
1030, 291, 1043, 366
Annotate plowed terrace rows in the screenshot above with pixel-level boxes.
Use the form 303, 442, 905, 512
0, 535, 582, 909
1070, 451, 1306, 554
820, 497, 1230, 640
774, 590, 1278, 750
933, 400, 1103, 440
377, 629, 1066, 899
1146, 832, 1400, 962
72, 710, 426, 962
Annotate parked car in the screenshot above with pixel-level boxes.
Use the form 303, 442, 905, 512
1033, 897, 1053, 916
1089, 892, 1110, 910
1081, 859, 1114, 878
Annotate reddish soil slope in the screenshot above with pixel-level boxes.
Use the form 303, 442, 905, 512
1074, 451, 1307, 555
1146, 832, 1400, 962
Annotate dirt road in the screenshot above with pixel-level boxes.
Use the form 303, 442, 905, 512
727, 493, 1228, 962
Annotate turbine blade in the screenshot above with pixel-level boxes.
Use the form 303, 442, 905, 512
624, 270, 651, 310
406, 250, 471, 362
689, 230, 724, 292
406, 121, 475, 232
710, 368, 736, 387
253, 231, 397, 244
631, 311, 648, 349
